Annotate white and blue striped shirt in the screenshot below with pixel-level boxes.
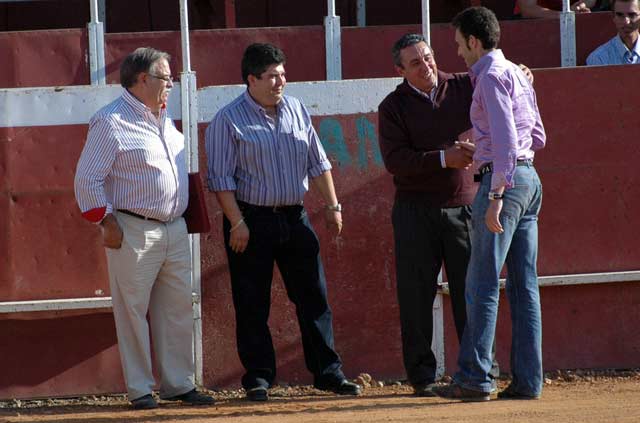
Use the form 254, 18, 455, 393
205, 91, 332, 206
586, 35, 640, 66
74, 90, 188, 222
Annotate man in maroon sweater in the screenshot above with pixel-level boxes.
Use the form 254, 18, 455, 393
378, 33, 499, 396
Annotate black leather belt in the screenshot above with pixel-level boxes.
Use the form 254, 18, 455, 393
118, 209, 163, 222
237, 201, 303, 214
474, 159, 533, 181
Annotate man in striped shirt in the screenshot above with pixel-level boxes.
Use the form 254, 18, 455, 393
74, 47, 213, 409
205, 43, 361, 402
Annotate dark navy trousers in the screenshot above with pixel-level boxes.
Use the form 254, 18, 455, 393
223, 203, 344, 390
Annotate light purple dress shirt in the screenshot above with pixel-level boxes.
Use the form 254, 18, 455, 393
469, 50, 546, 190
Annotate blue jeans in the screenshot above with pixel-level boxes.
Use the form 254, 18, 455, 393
454, 164, 543, 396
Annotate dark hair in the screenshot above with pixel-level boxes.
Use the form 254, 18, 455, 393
611, 0, 636, 9
391, 33, 433, 68
451, 7, 500, 50
241, 43, 286, 85
120, 47, 170, 88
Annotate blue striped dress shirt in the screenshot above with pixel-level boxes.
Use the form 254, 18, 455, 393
74, 90, 188, 222
205, 91, 332, 206
586, 35, 640, 66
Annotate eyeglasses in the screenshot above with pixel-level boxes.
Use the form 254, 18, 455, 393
148, 73, 175, 83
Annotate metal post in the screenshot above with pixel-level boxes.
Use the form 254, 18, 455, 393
432, 293, 445, 380
179, 0, 204, 388
324, 0, 342, 80
356, 0, 366, 27
98, 0, 106, 31
421, 0, 431, 45
560, 0, 576, 66
88, 0, 106, 85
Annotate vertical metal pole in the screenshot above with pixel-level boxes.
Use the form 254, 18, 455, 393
179, 0, 203, 388
98, 0, 106, 31
88, 0, 106, 85
560, 0, 576, 66
324, 0, 342, 80
432, 292, 445, 380
356, 0, 366, 27
421, 0, 431, 45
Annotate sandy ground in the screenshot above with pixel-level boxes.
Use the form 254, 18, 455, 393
1, 371, 639, 423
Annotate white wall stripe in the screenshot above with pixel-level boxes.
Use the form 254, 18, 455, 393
0, 78, 403, 128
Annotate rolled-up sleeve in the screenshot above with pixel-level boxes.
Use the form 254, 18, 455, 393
74, 116, 118, 220
205, 112, 238, 192
301, 103, 332, 178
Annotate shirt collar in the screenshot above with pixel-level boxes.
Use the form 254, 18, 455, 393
406, 80, 438, 101
613, 35, 640, 61
122, 89, 166, 119
469, 49, 505, 87
243, 90, 283, 114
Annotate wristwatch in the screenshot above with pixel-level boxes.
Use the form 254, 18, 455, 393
325, 203, 342, 212
488, 192, 504, 200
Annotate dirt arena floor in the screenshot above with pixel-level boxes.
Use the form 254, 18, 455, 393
1, 371, 639, 423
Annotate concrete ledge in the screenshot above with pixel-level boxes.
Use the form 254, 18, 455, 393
440, 271, 640, 294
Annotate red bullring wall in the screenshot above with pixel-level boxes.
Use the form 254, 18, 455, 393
0, 12, 615, 89
1, 24, 639, 399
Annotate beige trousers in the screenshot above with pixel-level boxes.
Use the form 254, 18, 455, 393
106, 212, 195, 400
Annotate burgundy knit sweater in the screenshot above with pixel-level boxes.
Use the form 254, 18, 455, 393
378, 71, 477, 207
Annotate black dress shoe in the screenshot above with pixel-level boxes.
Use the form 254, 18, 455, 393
246, 386, 269, 401
165, 389, 215, 405
413, 382, 438, 397
324, 379, 362, 396
497, 385, 540, 400
131, 394, 158, 410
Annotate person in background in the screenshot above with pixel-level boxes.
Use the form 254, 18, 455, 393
515, 0, 597, 18
587, 0, 640, 65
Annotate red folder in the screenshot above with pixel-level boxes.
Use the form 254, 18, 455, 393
184, 172, 211, 234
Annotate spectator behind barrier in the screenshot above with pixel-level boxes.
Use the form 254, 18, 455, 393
587, 0, 640, 64
515, 0, 610, 18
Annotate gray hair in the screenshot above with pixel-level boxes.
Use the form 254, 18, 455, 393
120, 47, 171, 88
392, 33, 432, 68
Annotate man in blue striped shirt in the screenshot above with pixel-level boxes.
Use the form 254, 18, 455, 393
74, 47, 213, 409
586, 0, 640, 65
205, 43, 361, 402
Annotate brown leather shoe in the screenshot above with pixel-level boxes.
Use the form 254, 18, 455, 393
432, 383, 491, 402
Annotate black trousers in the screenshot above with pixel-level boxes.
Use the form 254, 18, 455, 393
392, 197, 499, 386
223, 203, 344, 390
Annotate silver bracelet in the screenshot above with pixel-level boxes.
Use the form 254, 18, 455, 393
229, 218, 245, 232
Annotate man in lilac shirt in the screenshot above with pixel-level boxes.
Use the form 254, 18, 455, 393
434, 7, 546, 401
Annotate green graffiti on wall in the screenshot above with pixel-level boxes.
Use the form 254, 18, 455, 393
318, 116, 383, 170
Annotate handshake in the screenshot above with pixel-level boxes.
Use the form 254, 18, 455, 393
445, 140, 476, 170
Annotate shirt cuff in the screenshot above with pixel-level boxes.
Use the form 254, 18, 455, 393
81, 204, 110, 223
440, 150, 446, 168
208, 176, 237, 192
308, 160, 332, 178
490, 172, 511, 191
